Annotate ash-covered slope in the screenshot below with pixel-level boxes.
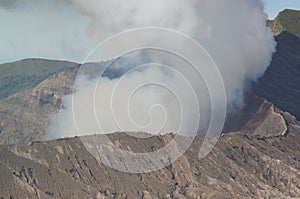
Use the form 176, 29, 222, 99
0, 111, 299, 199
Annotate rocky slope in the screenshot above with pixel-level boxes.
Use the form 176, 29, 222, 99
0, 110, 299, 199
0, 60, 299, 198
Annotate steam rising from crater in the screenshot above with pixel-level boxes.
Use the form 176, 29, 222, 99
47, 0, 276, 138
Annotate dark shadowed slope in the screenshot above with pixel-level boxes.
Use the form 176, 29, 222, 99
254, 31, 300, 120
256, 9, 300, 120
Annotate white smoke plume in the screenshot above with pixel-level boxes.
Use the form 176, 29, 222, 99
47, 0, 276, 138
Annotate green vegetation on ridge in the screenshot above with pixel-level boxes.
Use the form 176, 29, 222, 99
0, 59, 78, 98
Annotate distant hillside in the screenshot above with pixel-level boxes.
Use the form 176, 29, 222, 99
0, 67, 78, 144
0, 59, 78, 98
268, 9, 300, 38
0, 61, 111, 144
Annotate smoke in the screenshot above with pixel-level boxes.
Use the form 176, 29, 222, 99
47, 0, 276, 138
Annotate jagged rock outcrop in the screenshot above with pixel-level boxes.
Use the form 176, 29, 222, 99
224, 94, 288, 138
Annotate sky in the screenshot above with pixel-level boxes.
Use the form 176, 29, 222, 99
263, 0, 300, 19
0, 2, 94, 64
0, 0, 299, 64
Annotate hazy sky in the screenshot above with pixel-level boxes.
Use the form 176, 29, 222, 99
0, 1, 299, 64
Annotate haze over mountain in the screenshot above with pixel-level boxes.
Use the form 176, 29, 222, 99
0, 9, 299, 199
